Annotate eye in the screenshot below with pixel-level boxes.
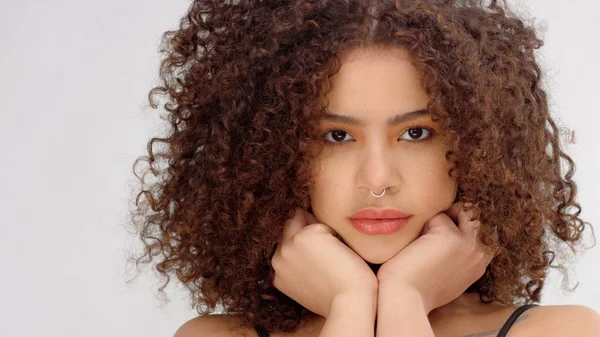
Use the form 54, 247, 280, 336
399, 126, 434, 142
321, 125, 435, 147
323, 130, 355, 145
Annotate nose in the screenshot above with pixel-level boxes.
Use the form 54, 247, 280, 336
357, 144, 400, 195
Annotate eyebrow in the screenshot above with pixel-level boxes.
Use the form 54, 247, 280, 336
321, 108, 430, 127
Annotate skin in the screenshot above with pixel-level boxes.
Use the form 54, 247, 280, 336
308, 47, 458, 264
172, 46, 600, 337
175, 301, 600, 337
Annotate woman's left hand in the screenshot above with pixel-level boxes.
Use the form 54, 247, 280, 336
376, 202, 496, 314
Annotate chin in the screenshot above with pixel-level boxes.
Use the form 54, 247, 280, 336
360, 252, 395, 264
347, 241, 401, 264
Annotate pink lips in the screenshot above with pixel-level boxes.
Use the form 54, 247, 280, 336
348, 208, 412, 235
349, 208, 412, 220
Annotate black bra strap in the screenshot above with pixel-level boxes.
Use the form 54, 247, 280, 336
497, 304, 539, 337
255, 324, 270, 337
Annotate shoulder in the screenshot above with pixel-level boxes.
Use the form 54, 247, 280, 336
173, 314, 255, 337
511, 304, 600, 337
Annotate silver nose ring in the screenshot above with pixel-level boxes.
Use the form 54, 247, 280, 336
370, 188, 386, 198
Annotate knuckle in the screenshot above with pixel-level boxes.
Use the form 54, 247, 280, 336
302, 223, 330, 239
428, 213, 448, 226
476, 265, 487, 279
474, 248, 485, 261
271, 255, 281, 270
291, 229, 309, 244
308, 223, 327, 232
279, 241, 295, 259
449, 231, 463, 244
469, 240, 484, 256
292, 207, 304, 219
284, 208, 305, 225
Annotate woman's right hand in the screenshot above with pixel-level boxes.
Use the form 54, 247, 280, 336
271, 208, 378, 318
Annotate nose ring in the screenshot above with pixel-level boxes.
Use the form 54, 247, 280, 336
370, 188, 386, 198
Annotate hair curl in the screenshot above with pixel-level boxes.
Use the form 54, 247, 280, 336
127, 0, 595, 333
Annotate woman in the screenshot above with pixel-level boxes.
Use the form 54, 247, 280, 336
128, 0, 599, 336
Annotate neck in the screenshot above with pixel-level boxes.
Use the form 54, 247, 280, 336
429, 292, 485, 317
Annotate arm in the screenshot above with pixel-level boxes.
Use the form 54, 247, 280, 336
375, 284, 434, 337
319, 289, 378, 337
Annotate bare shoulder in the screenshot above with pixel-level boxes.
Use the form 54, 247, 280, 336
509, 304, 600, 337
172, 312, 323, 337
173, 314, 257, 337
436, 302, 600, 337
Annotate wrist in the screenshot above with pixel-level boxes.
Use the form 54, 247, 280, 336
329, 288, 378, 318
339, 278, 378, 298
378, 283, 430, 314
376, 288, 434, 337
321, 290, 377, 337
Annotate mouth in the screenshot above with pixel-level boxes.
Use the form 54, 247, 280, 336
348, 217, 412, 235
348, 207, 412, 220
347, 208, 413, 235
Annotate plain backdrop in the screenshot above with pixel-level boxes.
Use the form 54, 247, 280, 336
0, 0, 598, 336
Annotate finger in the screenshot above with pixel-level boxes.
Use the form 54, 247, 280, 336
281, 208, 309, 241
281, 208, 341, 243
459, 220, 482, 240
446, 202, 480, 236
310, 215, 343, 241
459, 203, 477, 223
445, 201, 476, 224
476, 243, 496, 274
305, 210, 319, 224
444, 201, 462, 224
455, 204, 481, 238
308, 222, 339, 237
422, 212, 461, 235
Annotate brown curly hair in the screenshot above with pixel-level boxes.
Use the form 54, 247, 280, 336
127, 0, 595, 333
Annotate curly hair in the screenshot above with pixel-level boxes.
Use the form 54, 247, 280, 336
127, 0, 595, 333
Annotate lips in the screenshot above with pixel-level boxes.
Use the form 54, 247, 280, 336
348, 208, 412, 220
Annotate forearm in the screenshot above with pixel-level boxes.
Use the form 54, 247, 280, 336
319, 290, 377, 337
376, 286, 434, 337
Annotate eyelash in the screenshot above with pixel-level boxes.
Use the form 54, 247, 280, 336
321, 124, 435, 147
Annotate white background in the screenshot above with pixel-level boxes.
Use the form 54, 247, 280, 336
0, 0, 598, 336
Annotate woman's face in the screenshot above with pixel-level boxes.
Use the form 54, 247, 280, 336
309, 47, 458, 264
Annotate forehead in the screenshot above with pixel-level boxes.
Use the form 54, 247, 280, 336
323, 47, 431, 124
320, 108, 430, 127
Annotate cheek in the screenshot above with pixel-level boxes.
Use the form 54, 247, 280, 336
414, 151, 457, 205
308, 158, 350, 219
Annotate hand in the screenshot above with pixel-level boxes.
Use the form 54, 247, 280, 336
376, 202, 496, 313
271, 208, 378, 318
